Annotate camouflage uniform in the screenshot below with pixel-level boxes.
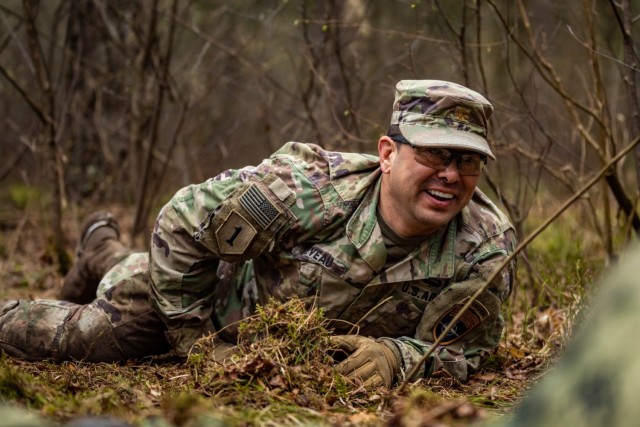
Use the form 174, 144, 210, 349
0, 80, 516, 383
494, 245, 640, 427
154, 139, 515, 381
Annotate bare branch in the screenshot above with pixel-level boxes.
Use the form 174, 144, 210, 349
566, 25, 640, 72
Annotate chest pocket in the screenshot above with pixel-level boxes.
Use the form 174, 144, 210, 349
295, 244, 363, 321
357, 278, 449, 338
397, 278, 449, 308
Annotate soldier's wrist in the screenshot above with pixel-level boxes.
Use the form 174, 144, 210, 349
375, 337, 402, 382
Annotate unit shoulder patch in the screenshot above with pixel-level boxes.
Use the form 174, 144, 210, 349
216, 211, 257, 255
432, 297, 489, 345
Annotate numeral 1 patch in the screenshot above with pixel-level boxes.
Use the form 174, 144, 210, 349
216, 211, 257, 255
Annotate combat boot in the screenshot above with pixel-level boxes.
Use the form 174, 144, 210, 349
59, 212, 131, 304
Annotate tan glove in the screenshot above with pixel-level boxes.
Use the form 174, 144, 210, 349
330, 335, 400, 388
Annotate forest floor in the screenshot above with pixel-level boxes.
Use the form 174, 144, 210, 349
0, 204, 601, 427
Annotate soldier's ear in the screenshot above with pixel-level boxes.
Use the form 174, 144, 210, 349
378, 136, 397, 174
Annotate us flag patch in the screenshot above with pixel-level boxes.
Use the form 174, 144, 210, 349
239, 184, 280, 229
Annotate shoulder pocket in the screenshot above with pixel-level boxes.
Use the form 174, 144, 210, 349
417, 279, 500, 346
196, 174, 296, 261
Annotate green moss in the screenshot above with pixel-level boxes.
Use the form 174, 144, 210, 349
0, 356, 51, 408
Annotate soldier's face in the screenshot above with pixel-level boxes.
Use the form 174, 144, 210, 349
378, 136, 479, 237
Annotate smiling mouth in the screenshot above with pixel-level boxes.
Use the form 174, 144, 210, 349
426, 189, 454, 201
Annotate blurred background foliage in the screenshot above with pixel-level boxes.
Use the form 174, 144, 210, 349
0, 0, 638, 280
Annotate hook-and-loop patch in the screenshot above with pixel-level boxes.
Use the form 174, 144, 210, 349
417, 279, 501, 348
432, 297, 489, 345
238, 184, 280, 229
201, 174, 295, 260
215, 211, 257, 255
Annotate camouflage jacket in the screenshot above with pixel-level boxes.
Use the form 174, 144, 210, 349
149, 142, 517, 382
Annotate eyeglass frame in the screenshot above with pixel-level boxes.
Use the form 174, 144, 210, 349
387, 134, 488, 176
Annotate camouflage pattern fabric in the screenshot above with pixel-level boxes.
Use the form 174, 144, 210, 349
0, 140, 515, 381
493, 245, 640, 427
388, 80, 495, 159
0, 252, 170, 362
149, 141, 517, 381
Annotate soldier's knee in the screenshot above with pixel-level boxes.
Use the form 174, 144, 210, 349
59, 304, 125, 362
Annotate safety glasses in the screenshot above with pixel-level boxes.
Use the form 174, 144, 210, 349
390, 135, 487, 176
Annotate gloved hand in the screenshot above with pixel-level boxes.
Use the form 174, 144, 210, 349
329, 335, 400, 388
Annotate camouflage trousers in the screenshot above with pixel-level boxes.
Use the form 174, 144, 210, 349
0, 241, 172, 362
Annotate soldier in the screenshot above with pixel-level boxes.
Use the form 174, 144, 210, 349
0, 80, 516, 388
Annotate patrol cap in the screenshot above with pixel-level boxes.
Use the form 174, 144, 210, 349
388, 80, 495, 160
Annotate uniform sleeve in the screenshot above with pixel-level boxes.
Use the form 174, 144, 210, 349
387, 228, 517, 382
147, 142, 342, 355
148, 147, 327, 355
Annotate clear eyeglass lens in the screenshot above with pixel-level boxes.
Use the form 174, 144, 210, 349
413, 148, 484, 176
414, 148, 449, 168
458, 155, 484, 175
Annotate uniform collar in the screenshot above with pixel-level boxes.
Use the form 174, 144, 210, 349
346, 177, 458, 282
371, 223, 456, 285
346, 177, 387, 271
